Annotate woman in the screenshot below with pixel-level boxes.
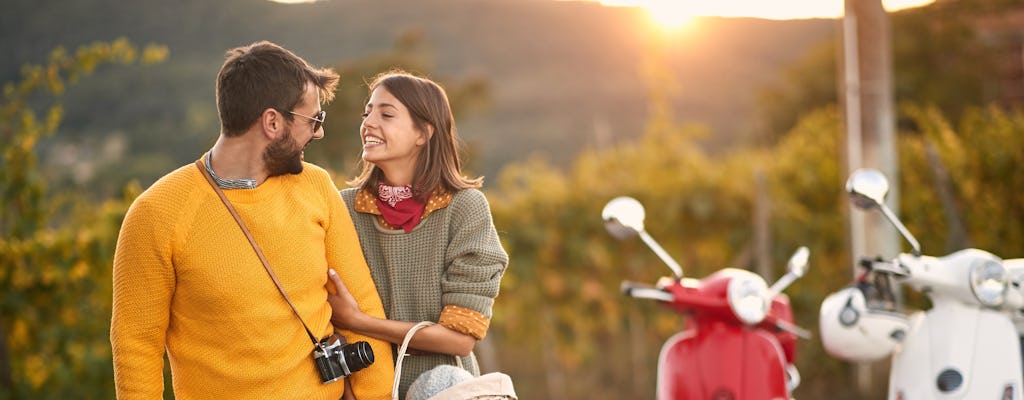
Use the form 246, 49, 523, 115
327, 69, 509, 399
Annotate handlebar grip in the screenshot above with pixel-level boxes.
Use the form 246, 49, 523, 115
620, 281, 657, 295
620, 281, 674, 302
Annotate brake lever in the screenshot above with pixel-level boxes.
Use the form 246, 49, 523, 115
860, 256, 910, 278
773, 318, 813, 340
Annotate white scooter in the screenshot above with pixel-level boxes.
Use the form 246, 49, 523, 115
819, 168, 1024, 399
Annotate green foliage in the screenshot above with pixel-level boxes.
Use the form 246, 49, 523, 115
892, 7, 1000, 123
0, 39, 165, 399
488, 104, 846, 399
754, 43, 838, 146
487, 92, 1024, 399
897, 103, 1024, 256
754, 0, 1019, 145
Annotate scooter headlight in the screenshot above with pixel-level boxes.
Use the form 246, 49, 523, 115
970, 258, 1007, 307
727, 273, 770, 325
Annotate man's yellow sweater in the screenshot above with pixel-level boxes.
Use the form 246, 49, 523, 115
111, 158, 394, 399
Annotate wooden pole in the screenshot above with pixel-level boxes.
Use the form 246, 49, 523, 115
841, 0, 899, 395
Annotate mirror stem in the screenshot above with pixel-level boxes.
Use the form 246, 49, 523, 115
878, 205, 922, 256
638, 231, 684, 279
768, 273, 796, 298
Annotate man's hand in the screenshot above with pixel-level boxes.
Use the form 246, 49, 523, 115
327, 268, 365, 329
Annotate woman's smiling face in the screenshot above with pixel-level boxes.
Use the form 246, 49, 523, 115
360, 86, 429, 177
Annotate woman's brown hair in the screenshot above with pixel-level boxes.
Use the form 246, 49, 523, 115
349, 70, 482, 200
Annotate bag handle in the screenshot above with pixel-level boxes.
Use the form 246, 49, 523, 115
195, 159, 319, 346
393, 322, 464, 400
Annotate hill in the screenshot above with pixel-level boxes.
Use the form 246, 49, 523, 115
1, 0, 834, 187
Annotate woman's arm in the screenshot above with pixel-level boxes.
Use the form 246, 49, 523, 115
436, 189, 509, 339
328, 269, 477, 356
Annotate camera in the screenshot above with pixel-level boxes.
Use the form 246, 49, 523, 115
312, 334, 375, 383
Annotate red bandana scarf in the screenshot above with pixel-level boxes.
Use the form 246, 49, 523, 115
376, 182, 426, 233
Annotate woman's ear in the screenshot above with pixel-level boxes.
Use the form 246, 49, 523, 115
417, 124, 434, 146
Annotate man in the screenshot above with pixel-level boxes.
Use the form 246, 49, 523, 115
111, 41, 393, 399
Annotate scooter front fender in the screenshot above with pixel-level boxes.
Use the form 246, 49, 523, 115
657, 322, 789, 400
888, 302, 1022, 399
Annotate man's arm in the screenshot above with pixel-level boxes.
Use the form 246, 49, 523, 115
110, 196, 176, 399
325, 187, 395, 400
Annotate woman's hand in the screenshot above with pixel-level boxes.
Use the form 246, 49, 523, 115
327, 270, 476, 356
327, 268, 365, 329
342, 379, 357, 400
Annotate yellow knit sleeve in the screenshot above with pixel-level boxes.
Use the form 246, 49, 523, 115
325, 181, 396, 400
110, 182, 183, 398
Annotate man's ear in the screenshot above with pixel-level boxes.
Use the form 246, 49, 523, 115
261, 108, 285, 140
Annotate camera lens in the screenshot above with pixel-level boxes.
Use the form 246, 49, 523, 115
340, 341, 375, 373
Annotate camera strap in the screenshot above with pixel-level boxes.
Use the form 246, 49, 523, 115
195, 159, 319, 346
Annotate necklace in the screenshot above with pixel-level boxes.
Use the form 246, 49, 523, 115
378, 182, 414, 207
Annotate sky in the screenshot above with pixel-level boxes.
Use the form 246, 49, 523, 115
269, 0, 938, 29
594, 0, 936, 23
593, 0, 937, 29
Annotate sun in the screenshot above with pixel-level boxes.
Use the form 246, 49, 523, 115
641, 1, 698, 31
597, 0, 697, 31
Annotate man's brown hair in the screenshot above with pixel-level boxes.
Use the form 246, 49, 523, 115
216, 41, 339, 136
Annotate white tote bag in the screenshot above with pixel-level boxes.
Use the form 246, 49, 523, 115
394, 322, 517, 400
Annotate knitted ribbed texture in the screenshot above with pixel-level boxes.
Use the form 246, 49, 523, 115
340, 188, 509, 399
111, 159, 395, 400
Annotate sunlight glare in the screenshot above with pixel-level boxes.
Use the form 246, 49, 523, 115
595, 0, 937, 20
643, 2, 697, 31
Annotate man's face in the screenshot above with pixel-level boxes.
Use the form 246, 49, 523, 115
264, 82, 324, 177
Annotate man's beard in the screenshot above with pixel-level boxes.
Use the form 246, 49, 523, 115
263, 127, 305, 177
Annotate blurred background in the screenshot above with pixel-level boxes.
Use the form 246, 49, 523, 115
2, 0, 1023, 398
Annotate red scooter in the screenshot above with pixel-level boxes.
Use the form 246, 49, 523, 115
603, 196, 811, 400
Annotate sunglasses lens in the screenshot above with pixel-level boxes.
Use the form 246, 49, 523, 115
315, 111, 326, 132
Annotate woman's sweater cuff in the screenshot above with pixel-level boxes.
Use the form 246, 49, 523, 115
438, 305, 490, 340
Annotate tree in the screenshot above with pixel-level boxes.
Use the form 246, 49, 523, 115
753, 1, 1019, 145
897, 103, 1024, 257
0, 38, 167, 399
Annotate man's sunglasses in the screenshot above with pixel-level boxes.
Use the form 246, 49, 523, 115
289, 110, 326, 133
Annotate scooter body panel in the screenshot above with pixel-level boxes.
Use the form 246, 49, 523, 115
658, 320, 790, 400
888, 302, 1022, 399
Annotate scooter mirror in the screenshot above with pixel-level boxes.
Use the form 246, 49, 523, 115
602, 196, 685, 279
602, 196, 646, 240
787, 246, 810, 278
846, 168, 889, 210
845, 168, 923, 256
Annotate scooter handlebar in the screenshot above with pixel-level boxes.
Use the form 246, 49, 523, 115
859, 256, 910, 278
769, 316, 813, 340
621, 281, 675, 302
